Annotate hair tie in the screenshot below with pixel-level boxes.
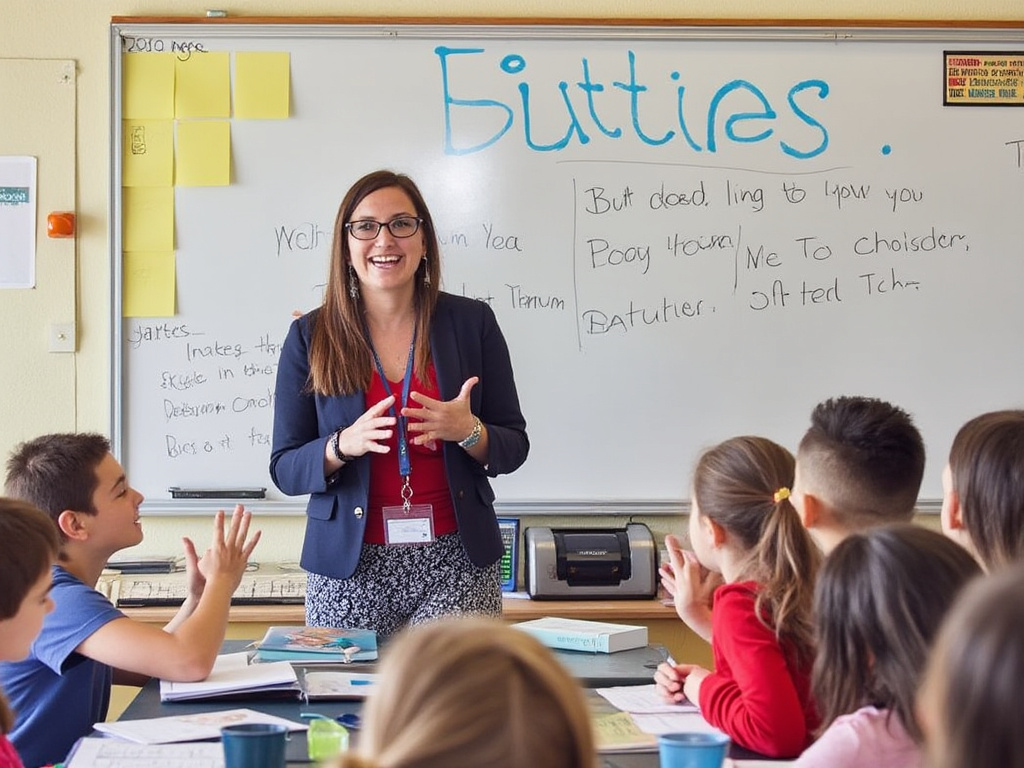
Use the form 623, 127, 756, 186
773, 487, 791, 503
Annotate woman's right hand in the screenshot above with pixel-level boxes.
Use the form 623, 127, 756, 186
324, 395, 398, 471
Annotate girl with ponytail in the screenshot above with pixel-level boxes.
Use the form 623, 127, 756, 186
655, 436, 821, 758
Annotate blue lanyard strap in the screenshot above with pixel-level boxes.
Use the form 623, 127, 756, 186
368, 326, 417, 480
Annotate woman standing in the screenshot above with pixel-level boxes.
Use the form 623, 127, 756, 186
271, 170, 528, 637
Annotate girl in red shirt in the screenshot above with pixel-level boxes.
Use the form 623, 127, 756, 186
655, 436, 821, 758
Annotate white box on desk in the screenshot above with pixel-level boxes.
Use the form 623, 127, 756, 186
512, 617, 648, 653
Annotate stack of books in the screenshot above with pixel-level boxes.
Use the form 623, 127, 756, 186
253, 626, 378, 663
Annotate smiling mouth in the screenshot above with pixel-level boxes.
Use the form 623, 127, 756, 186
369, 255, 402, 266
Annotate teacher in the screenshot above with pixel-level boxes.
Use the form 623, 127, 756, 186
270, 170, 529, 637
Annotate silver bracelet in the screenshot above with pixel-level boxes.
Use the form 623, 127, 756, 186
458, 417, 483, 450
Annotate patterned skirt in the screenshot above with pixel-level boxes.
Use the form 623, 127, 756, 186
305, 532, 501, 639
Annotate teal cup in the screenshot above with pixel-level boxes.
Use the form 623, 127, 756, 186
657, 731, 730, 768
221, 723, 288, 768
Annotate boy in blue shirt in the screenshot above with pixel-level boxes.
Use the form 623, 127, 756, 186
0, 433, 261, 767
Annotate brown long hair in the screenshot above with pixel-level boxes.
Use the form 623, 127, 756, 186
948, 409, 1024, 570
0, 498, 59, 732
308, 170, 442, 395
920, 563, 1024, 768
693, 436, 819, 663
330, 617, 597, 768
812, 524, 980, 741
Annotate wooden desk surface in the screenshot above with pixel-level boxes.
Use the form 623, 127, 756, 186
121, 596, 678, 624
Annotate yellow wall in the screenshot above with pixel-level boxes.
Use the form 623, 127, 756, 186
1, 1, 1020, 562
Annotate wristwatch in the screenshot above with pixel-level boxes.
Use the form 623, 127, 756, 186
458, 417, 483, 450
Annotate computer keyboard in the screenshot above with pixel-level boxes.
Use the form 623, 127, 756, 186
104, 564, 307, 607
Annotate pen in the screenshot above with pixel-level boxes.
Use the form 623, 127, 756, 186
666, 655, 678, 666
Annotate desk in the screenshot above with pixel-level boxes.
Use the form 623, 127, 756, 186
117, 642, 667, 765
121, 596, 712, 668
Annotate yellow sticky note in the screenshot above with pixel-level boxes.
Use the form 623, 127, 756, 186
122, 120, 173, 187
234, 51, 290, 119
123, 53, 175, 119
176, 121, 231, 186
123, 251, 176, 318
175, 52, 230, 118
123, 187, 174, 252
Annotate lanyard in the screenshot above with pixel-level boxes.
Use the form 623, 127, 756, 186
368, 326, 417, 507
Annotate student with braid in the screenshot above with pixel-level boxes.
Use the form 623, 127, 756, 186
656, 436, 821, 758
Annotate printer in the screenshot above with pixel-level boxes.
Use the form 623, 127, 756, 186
524, 522, 658, 599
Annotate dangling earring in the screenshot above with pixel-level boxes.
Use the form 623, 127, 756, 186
348, 264, 359, 299
422, 256, 431, 287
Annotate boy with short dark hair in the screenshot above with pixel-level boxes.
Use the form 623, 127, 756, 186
0, 433, 261, 768
790, 396, 925, 554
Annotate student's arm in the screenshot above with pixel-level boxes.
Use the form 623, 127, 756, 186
78, 507, 261, 682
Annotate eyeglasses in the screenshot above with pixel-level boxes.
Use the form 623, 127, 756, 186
345, 216, 422, 240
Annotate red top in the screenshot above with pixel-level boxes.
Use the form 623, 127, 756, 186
363, 362, 457, 545
0, 734, 24, 768
698, 581, 818, 758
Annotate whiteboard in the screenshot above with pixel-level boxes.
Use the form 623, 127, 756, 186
110, 21, 1024, 514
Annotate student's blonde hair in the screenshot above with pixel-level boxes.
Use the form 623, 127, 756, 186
332, 616, 597, 768
0, 498, 59, 733
919, 563, 1024, 768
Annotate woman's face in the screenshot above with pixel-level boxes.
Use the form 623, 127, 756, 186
347, 186, 426, 299
0, 567, 54, 662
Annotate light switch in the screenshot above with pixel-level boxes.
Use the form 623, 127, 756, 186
49, 323, 76, 353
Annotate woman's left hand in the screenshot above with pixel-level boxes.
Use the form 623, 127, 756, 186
403, 376, 479, 445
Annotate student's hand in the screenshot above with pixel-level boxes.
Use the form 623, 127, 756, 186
326, 395, 398, 466
654, 660, 689, 704
181, 535, 206, 602
660, 534, 721, 641
403, 376, 479, 446
679, 664, 710, 707
198, 505, 261, 593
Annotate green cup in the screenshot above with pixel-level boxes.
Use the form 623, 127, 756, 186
307, 718, 350, 761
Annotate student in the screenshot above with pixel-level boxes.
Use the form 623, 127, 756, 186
0, 499, 59, 768
794, 524, 980, 768
917, 562, 1024, 768
790, 396, 925, 554
0, 434, 261, 768
940, 409, 1024, 571
330, 616, 597, 768
655, 436, 820, 758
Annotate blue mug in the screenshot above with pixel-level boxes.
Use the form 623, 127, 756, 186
221, 722, 288, 768
657, 731, 730, 768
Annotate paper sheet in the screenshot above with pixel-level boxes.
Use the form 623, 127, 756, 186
67, 739, 223, 768
595, 683, 698, 713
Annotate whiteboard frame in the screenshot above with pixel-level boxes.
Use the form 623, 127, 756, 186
109, 18, 1023, 515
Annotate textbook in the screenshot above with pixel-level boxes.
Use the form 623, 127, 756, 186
254, 626, 378, 663
158, 652, 299, 702
511, 617, 648, 653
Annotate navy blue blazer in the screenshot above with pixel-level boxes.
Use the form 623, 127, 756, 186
270, 293, 529, 580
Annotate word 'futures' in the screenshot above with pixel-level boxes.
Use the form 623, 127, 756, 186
436, 47, 830, 159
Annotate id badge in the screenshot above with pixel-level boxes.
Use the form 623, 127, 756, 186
382, 504, 435, 545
